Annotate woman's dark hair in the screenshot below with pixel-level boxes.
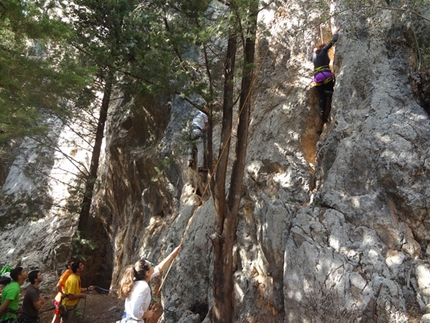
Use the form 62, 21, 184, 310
133, 259, 152, 281
315, 43, 327, 54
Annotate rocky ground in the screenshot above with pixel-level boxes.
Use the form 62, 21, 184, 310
1, 273, 423, 323
0, 272, 167, 323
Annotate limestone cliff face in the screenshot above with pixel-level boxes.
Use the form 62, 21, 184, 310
93, 1, 430, 322
1, 0, 429, 322
98, 1, 430, 322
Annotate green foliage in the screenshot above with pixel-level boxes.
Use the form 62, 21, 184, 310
71, 230, 97, 261
0, 0, 93, 145
151, 157, 174, 182
125, 0, 233, 103
419, 47, 430, 70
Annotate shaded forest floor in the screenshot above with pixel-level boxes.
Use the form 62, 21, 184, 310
1, 284, 424, 323
39, 291, 124, 323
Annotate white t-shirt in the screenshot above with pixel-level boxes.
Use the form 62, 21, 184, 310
192, 111, 208, 131
124, 267, 160, 320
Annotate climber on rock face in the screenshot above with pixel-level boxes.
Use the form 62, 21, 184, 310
188, 109, 209, 173
310, 33, 339, 123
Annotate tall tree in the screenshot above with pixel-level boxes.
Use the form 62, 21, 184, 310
78, 71, 113, 229
154, 1, 260, 320
69, 0, 145, 229
69, 0, 189, 229
0, 0, 92, 183
210, 0, 259, 321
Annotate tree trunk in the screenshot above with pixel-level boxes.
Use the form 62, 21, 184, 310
211, 30, 237, 323
78, 70, 113, 230
211, 207, 236, 322
211, 0, 258, 321
228, 2, 258, 214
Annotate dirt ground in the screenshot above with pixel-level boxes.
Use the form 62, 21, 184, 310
39, 291, 124, 323
37, 289, 167, 323
0, 280, 165, 323
12, 285, 425, 323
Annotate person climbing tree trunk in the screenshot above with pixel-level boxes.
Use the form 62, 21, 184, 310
78, 70, 113, 230
210, 0, 258, 321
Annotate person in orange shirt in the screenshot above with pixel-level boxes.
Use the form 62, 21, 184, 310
61, 261, 95, 323
51, 260, 73, 323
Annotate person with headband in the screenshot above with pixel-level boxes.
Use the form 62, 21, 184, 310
118, 245, 181, 322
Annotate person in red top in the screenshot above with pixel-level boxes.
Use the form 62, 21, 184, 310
51, 260, 73, 323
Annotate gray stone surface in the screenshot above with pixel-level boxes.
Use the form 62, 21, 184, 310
1, 0, 430, 322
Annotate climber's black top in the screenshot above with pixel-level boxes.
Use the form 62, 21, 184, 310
311, 42, 334, 69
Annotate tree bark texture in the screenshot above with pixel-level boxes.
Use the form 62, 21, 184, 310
78, 70, 113, 230
211, 31, 237, 323
211, 1, 258, 321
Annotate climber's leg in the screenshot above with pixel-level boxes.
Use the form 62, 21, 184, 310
316, 86, 327, 121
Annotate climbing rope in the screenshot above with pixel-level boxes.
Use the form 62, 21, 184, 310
94, 286, 117, 294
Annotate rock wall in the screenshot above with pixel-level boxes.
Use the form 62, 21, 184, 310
1, 0, 430, 322
93, 1, 429, 322
0, 116, 92, 284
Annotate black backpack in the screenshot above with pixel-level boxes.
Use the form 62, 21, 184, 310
0, 275, 11, 285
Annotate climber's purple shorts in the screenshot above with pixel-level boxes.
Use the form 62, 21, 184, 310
313, 71, 332, 84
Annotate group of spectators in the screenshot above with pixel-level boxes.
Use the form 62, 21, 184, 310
0, 267, 41, 323
0, 260, 93, 323
0, 244, 181, 323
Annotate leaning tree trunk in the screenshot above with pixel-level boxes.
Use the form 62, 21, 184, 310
211, 1, 258, 321
78, 70, 113, 230
211, 29, 237, 323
